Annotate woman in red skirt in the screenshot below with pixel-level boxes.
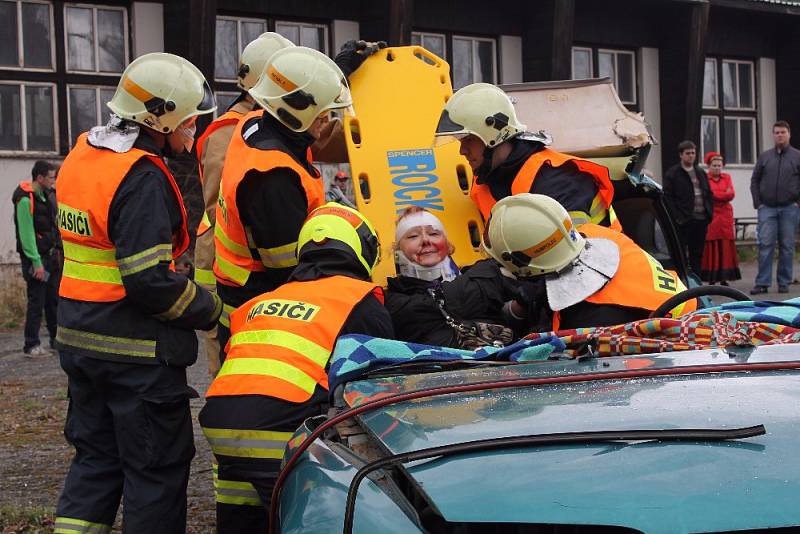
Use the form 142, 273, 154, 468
701, 151, 741, 284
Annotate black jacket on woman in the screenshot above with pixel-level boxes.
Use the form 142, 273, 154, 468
384, 259, 522, 347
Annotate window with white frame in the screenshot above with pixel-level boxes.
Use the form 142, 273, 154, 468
65, 4, 127, 74
411, 32, 446, 60
275, 21, 328, 53
214, 91, 239, 117
0, 81, 57, 152
452, 36, 496, 90
700, 115, 719, 161
702, 57, 757, 164
571, 47, 637, 106
67, 85, 115, 147
215, 16, 267, 81
571, 47, 592, 80
0, 0, 54, 70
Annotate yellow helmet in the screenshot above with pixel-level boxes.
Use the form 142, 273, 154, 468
108, 52, 215, 133
248, 46, 352, 132
297, 203, 380, 277
237, 32, 295, 91
434, 83, 526, 148
483, 193, 585, 278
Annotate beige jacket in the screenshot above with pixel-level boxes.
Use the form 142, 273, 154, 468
194, 99, 255, 289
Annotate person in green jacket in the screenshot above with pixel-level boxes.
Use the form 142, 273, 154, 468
12, 160, 60, 356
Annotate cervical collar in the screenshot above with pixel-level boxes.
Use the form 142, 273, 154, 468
395, 250, 459, 282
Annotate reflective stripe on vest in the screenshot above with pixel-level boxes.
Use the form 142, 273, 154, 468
470, 148, 615, 224
213, 109, 324, 288
203, 427, 293, 459
196, 110, 242, 184
53, 517, 111, 534
195, 266, 217, 287
206, 276, 379, 402
57, 134, 190, 302
551, 224, 698, 331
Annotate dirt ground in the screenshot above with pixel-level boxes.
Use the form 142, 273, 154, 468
0, 330, 217, 533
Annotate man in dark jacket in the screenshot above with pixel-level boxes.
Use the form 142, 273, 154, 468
662, 140, 713, 276
12, 160, 60, 355
749, 120, 800, 294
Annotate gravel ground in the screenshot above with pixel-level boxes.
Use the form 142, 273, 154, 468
0, 334, 217, 533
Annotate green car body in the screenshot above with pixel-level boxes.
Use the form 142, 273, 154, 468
278, 344, 800, 533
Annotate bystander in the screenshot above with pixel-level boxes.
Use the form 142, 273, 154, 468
663, 140, 713, 277
749, 120, 800, 294
12, 160, 61, 356
326, 170, 357, 208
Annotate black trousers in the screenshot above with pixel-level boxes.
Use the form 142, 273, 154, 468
677, 218, 709, 277
200, 388, 328, 533
56, 351, 196, 533
21, 253, 60, 350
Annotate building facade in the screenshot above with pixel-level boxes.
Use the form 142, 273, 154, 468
1, 0, 798, 261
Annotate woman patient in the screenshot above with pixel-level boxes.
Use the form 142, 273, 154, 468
384, 207, 524, 348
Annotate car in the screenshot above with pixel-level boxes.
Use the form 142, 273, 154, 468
274, 340, 800, 533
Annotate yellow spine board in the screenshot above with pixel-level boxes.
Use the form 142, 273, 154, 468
344, 46, 486, 286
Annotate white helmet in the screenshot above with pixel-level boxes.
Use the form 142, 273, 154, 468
248, 46, 353, 132
237, 32, 295, 91
434, 83, 526, 148
483, 194, 585, 278
108, 52, 215, 133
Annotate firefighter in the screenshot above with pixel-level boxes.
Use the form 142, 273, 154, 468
53, 53, 221, 534
195, 32, 294, 378
213, 46, 352, 357
483, 194, 696, 331
200, 203, 393, 533
433, 83, 615, 226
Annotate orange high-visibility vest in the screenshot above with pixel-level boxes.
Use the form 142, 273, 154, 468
213, 110, 325, 287
470, 148, 615, 224
57, 133, 190, 302
552, 224, 697, 330
196, 110, 243, 185
206, 275, 382, 402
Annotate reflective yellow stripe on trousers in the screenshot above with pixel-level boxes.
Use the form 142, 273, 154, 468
203, 427, 292, 459
54, 517, 111, 533
212, 463, 263, 506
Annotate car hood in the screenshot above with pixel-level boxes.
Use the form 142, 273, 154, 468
344, 345, 800, 532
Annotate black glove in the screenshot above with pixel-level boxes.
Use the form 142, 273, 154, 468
335, 40, 388, 79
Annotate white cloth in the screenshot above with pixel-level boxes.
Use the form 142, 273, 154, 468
545, 238, 621, 311
87, 115, 140, 153
394, 210, 445, 242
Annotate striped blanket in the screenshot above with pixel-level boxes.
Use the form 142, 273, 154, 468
328, 298, 800, 389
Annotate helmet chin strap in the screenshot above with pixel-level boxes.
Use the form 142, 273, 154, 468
395, 250, 459, 282
476, 145, 495, 178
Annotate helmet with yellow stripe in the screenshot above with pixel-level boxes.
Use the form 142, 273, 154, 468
107, 52, 215, 133
237, 32, 295, 91
297, 203, 380, 277
248, 46, 352, 132
483, 193, 585, 278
